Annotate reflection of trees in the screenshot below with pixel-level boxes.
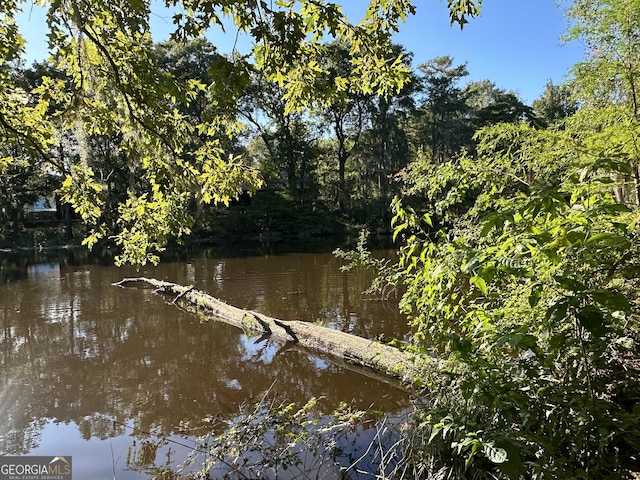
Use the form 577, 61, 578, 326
166, 250, 410, 341
0, 252, 409, 456
0, 255, 29, 284
0, 265, 249, 453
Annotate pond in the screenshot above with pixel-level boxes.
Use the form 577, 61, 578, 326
0, 243, 412, 478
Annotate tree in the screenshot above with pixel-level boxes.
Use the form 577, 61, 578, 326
464, 80, 540, 134
3, 0, 487, 264
154, 38, 221, 125
349, 45, 417, 227
566, 0, 640, 113
532, 79, 578, 126
410, 56, 473, 163
473, 89, 537, 127
389, 124, 640, 477
564, 0, 640, 207
312, 41, 374, 213
239, 73, 318, 195
0, 151, 58, 233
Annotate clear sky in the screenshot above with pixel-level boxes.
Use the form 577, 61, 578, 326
15, 0, 583, 104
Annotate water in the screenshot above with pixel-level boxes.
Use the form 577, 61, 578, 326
0, 244, 411, 478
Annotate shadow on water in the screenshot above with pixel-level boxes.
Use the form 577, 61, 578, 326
0, 241, 412, 478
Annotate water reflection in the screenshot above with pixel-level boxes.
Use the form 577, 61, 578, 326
0, 246, 410, 478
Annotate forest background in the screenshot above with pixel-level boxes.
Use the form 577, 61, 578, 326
0, 39, 575, 253
2, 0, 640, 478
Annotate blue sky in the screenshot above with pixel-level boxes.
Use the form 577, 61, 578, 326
16, 0, 583, 104
393, 0, 584, 103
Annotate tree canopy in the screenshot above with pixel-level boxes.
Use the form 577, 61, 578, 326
0, 0, 482, 264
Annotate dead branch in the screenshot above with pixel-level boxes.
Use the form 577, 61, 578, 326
112, 277, 434, 388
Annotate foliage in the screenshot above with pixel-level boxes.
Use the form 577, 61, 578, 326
447, 0, 483, 28
334, 229, 400, 299
386, 115, 640, 477
156, 396, 366, 479
333, 7, 640, 472
239, 74, 319, 194
312, 40, 375, 213
346, 45, 416, 226
6, 0, 468, 265
406, 60, 535, 166
0, 153, 58, 232
141, 393, 492, 480
565, 0, 640, 113
411, 56, 472, 163
196, 397, 332, 478
532, 80, 578, 126
199, 189, 345, 241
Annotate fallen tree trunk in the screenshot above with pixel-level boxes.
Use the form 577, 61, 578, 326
113, 277, 434, 387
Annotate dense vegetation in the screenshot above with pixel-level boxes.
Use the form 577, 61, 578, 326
2, 0, 640, 477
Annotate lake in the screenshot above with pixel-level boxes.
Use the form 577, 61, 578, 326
0, 243, 412, 478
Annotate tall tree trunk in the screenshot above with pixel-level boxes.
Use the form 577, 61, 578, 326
335, 112, 348, 213
64, 203, 73, 240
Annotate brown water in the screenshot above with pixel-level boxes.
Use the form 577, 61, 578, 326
0, 244, 411, 478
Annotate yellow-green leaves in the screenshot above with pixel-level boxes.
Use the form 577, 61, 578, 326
197, 153, 263, 206
447, 0, 482, 28
113, 190, 191, 266
59, 165, 105, 225
249, 0, 413, 113
393, 97, 640, 474
2, 0, 473, 266
0, 156, 10, 171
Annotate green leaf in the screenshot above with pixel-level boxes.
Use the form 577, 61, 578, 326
553, 276, 587, 292
585, 232, 631, 251
496, 440, 526, 478
470, 275, 488, 295
577, 305, 607, 336
528, 285, 543, 308
462, 252, 482, 273
483, 443, 508, 464
598, 203, 631, 214
591, 290, 630, 312
480, 212, 503, 236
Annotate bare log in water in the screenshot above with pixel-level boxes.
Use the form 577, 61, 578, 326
113, 277, 433, 386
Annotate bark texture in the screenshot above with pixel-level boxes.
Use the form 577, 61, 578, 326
113, 277, 433, 386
